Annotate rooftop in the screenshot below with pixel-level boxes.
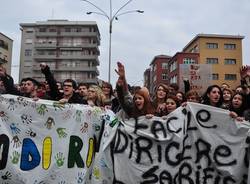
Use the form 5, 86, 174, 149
183, 33, 244, 51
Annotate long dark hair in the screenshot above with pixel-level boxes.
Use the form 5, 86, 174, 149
101, 81, 113, 98
229, 92, 247, 117
202, 85, 223, 107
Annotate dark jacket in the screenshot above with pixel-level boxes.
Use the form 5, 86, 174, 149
0, 74, 22, 96
41, 66, 87, 104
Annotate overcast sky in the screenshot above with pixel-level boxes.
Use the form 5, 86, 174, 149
1, 0, 249, 86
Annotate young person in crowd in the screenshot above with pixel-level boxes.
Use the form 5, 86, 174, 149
40, 63, 86, 104
165, 95, 180, 114
221, 83, 230, 91
115, 62, 155, 119
229, 93, 248, 121
185, 90, 200, 103
1, 65, 43, 99
168, 83, 179, 95
176, 91, 186, 104
78, 82, 89, 101
87, 85, 106, 107
202, 85, 223, 108
221, 88, 233, 110
0, 64, 20, 96
153, 83, 168, 116
101, 81, 120, 113
23, 77, 41, 98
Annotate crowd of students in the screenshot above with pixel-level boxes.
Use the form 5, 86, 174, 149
0, 62, 250, 122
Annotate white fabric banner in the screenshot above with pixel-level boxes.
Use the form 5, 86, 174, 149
1, 95, 250, 184
0, 94, 115, 184
94, 103, 250, 184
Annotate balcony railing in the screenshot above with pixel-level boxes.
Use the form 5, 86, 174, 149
33, 54, 98, 60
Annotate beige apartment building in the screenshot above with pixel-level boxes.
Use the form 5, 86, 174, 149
183, 34, 244, 89
0, 32, 13, 74
19, 20, 100, 84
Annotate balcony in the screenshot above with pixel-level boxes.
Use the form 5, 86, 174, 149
33, 54, 57, 60
32, 64, 98, 72
58, 54, 98, 60
35, 32, 57, 37
59, 32, 98, 37
33, 54, 98, 60
58, 43, 99, 49
34, 42, 57, 49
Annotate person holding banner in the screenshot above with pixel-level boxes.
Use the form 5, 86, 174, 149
115, 62, 155, 119
202, 85, 223, 107
152, 83, 169, 116
165, 95, 180, 114
87, 84, 106, 107
185, 90, 200, 103
221, 88, 233, 109
229, 92, 248, 121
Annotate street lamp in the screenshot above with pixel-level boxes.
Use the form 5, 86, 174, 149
82, 0, 144, 83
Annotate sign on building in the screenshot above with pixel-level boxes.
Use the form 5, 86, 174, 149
179, 64, 212, 94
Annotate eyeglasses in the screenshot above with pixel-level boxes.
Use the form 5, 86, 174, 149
63, 84, 73, 88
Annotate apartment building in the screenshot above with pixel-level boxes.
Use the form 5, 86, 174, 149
143, 68, 151, 90
182, 34, 244, 89
19, 20, 100, 84
168, 52, 200, 91
0, 32, 13, 74
149, 55, 172, 93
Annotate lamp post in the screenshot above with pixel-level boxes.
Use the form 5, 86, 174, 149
82, 0, 144, 83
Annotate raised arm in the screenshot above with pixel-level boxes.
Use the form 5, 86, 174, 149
40, 63, 61, 100
115, 62, 134, 117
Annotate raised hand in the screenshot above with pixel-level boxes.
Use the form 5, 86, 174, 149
115, 62, 127, 87
240, 65, 250, 79
40, 62, 47, 70
115, 62, 125, 79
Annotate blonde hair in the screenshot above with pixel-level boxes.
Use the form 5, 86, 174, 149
88, 85, 106, 107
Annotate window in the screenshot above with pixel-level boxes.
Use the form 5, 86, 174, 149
39, 28, 46, 32
170, 75, 177, 83
73, 38, 82, 46
162, 63, 168, 69
62, 38, 72, 46
26, 28, 33, 33
212, 73, 219, 80
47, 38, 56, 44
224, 59, 236, 65
153, 75, 157, 82
183, 58, 196, 64
206, 43, 218, 49
49, 28, 57, 32
170, 61, 177, 72
48, 51, 55, 55
25, 49, 32, 56
37, 50, 45, 55
88, 61, 92, 67
224, 44, 236, 50
162, 74, 168, 80
25, 39, 33, 44
65, 28, 71, 32
0, 40, 8, 50
206, 58, 218, 64
225, 74, 237, 80
76, 28, 81, 32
